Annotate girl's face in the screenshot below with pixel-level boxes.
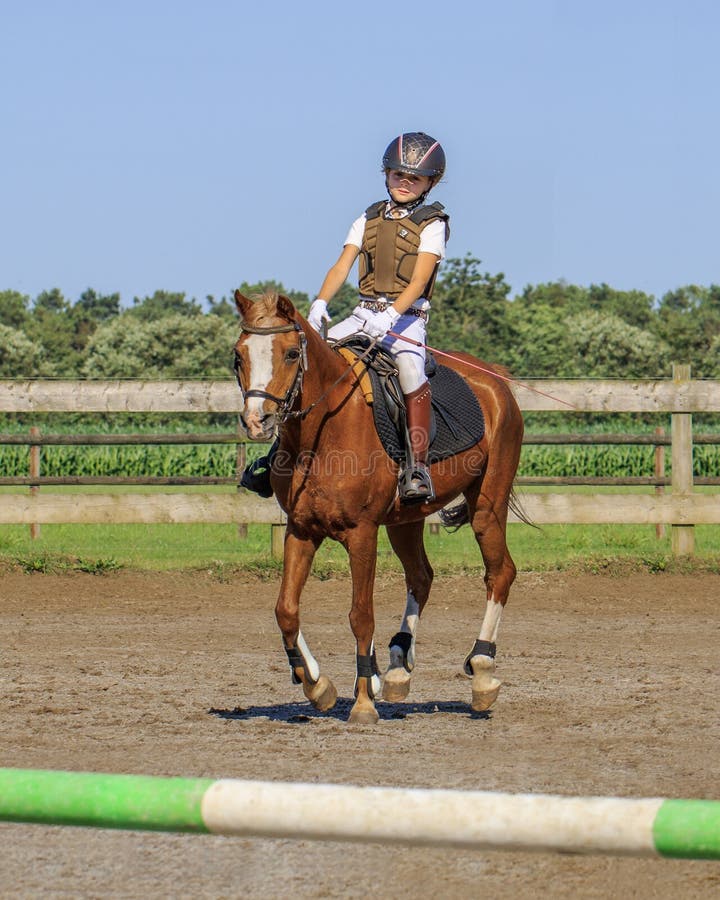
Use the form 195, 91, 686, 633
387, 169, 433, 204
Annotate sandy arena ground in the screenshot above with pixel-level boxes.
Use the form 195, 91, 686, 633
0, 569, 718, 899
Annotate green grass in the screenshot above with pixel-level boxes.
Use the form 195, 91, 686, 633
2, 493, 719, 576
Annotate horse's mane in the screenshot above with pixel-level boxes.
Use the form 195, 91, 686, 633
243, 292, 291, 327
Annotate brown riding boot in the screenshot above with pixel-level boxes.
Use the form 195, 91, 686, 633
400, 382, 435, 504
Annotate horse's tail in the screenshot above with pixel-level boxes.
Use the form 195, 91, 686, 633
437, 500, 471, 531
438, 489, 537, 532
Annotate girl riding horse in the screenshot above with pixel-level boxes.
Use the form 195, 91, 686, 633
243, 132, 449, 505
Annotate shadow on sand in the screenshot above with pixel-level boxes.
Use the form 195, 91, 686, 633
209, 698, 490, 723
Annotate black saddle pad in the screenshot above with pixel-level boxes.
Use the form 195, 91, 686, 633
367, 360, 486, 464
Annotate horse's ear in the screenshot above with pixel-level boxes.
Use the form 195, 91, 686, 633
276, 293, 296, 322
234, 290, 253, 318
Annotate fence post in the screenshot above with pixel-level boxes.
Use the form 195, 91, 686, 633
654, 426, 665, 540
671, 364, 694, 556
29, 426, 41, 540
271, 524, 285, 560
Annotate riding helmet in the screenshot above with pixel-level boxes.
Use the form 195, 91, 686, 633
382, 132, 446, 179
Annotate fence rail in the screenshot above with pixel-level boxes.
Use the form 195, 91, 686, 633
0, 367, 717, 555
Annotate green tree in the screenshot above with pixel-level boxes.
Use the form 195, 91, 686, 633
75, 288, 120, 322
27, 288, 79, 375
129, 291, 203, 320
430, 255, 514, 361
654, 285, 720, 373
71, 288, 122, 355
0, 290, 31, 330
515, 280, 589, 314
234, 280, 311, 315
326, 282, 357, 322
0, 324, 54, 376
206, 294, 237, 319
585, 283, 655, 330
506, 301, 575, 377
83, 313, 239, 378
565, 311, 672, 377
518, 281, 656, 329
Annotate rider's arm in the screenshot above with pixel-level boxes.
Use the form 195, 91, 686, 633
316, 244, 360, 304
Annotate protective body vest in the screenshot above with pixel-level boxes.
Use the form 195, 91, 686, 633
357, 200, 450, 300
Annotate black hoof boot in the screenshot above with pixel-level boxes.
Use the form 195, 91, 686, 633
240, 456, 274, 498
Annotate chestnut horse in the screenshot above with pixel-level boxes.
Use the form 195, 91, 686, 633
233, 290, 524, 724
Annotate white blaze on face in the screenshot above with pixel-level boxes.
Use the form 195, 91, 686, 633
244, 334, 276, 419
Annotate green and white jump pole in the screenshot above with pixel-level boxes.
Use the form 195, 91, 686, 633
0, 768, 718, 859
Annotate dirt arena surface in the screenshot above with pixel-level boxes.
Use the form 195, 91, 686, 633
0, 569, 718, 899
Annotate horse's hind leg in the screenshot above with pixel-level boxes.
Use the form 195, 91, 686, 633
276, 526, 337, 712
382, 520, 433, 702
465, 485, 517, 712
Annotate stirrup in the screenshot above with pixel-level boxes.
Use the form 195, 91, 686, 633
240, 455, 274, 498
399, 463, 435, 505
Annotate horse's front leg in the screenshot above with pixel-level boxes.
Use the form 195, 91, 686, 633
346, 524, 382, 725
276, 526, 337, 712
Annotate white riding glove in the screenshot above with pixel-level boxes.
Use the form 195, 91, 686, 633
362, 307, 400, 339
351, 305, 373, 326
307, 298, 331, 332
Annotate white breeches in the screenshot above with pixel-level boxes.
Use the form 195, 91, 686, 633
327, 310, 427, 393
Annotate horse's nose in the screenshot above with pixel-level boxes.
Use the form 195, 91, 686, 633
244, 407, 273, 441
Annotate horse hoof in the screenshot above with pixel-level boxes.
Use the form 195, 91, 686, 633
382, 668, 411, 702
471, 680, 501, 712
304, 675, 337, 712
348, 703, 379, 725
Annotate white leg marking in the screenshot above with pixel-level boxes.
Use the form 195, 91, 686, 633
296, 631, 320, 682
478, 593, 503, 643
389, 589, 419, 670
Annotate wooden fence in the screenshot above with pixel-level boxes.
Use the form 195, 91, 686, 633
1, 365, 719, 556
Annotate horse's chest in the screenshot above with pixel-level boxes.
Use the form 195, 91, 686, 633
288, 491, 354, 537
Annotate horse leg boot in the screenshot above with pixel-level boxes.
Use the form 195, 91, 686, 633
400, 383, 435, 505
464, 596, 503, 711
383, 589, 418, 702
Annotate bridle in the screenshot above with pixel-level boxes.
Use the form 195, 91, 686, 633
234, 319, 308, 425
234, 316, 384, 425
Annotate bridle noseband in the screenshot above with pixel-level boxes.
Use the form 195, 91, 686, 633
234, 319, 308, 424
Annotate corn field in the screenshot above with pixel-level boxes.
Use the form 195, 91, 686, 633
2, 433, 720, 478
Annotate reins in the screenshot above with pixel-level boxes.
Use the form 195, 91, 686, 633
283, 334, 379, 421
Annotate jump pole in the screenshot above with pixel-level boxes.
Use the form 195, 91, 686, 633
0, 768, 718, 860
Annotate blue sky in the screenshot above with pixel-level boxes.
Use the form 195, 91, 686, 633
1, 1, 718, 307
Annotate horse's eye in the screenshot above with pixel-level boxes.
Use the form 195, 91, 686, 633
285, 348, 300, 362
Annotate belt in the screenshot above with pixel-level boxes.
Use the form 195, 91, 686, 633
359, 300, 428, 321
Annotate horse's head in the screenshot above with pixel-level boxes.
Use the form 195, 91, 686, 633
233, 290, 307, 441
